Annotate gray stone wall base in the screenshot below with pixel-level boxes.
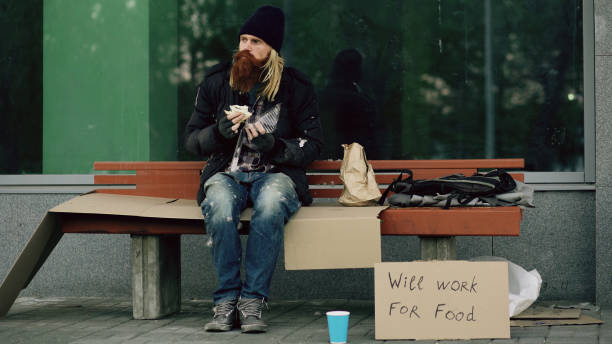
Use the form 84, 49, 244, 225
596, 187, 612, 305
420, 236, 457, 260
131, 235, 181, 319
596, 0, 612, 306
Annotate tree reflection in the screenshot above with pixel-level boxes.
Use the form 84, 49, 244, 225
175, 0, 583, 171
0, 0, 583, 173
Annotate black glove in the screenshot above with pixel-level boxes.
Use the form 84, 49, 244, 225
248, 133, 275, 153
218, 115, 237, 139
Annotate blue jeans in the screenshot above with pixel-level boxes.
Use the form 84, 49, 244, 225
201, 171, 301, 304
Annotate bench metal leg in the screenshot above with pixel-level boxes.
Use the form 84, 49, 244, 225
131, 235, 181, 319
420, 236, 456, 260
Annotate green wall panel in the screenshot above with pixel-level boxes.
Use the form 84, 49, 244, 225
43, 0, 177, 173
149, 1, 178, 161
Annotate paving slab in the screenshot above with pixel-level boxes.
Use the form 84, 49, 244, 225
0, 297, 608, 343
545, 338, 598, 344
548, 324, 600, 338
517, 338, 545, 344
510, 326, 549, 338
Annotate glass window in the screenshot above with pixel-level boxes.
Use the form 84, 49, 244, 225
1, 0, 586, 174
180, 0, 585, 172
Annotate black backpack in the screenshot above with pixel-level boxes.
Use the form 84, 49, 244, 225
379, 169, 517, 208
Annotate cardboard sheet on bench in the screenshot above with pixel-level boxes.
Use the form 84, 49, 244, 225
52, 193, 385, 270
50, 193, 204, 220
1, 193, 384, 317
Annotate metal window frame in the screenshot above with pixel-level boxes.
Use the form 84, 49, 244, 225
0, 0, 597, 193
583, 0, 596, 183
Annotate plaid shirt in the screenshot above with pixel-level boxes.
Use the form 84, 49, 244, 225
227, 100, 281, 173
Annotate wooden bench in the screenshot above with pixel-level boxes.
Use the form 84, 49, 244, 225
88, 159, 524, 240
0, 159, 524, 320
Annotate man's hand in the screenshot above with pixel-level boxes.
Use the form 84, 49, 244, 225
245, 122, 275, 153
218, 111, 248, 139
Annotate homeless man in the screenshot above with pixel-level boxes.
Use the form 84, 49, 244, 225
184, 6, 323, 333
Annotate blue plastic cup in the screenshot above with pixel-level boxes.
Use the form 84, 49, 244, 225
326, 311, 350, 343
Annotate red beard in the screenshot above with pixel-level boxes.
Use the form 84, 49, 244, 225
231, 50, 265, 93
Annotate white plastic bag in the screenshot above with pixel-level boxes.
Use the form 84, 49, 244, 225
470, 256, 542, 317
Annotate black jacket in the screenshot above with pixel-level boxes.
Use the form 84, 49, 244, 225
184, 61, 323, 205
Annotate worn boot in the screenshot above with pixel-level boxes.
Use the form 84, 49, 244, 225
237, 297, 269, 333
204, 298, 238, 332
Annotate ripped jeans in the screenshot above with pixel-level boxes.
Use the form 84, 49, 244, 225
201, 171, 301, 304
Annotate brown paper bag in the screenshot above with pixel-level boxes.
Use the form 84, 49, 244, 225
338, 142, 382, 206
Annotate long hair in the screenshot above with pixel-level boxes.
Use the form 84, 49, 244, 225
259, 49, 284, 102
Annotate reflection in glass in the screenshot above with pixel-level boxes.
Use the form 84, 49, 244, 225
177, 0, 584, 172
319, 49, 379, 159
1, 0, 584, 173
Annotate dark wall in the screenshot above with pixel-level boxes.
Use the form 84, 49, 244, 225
0, 0, 43, 173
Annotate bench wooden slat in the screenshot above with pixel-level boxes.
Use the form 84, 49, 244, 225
136, 170, 200, 184
96, 172, 200, 185
309, 189, 343, 198
306, 175, 343, 185
309, 159, 524, 170
94, 175, 137, 185
307, 169, 478, 186
379, 207, 521, 236
371, 159, 524, 169
510, 173, 524, 182
94, 161, 205, 171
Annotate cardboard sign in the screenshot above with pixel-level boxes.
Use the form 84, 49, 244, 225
375, 261, 509, 340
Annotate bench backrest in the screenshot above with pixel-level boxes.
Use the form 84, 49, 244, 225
94, 159, 525, 200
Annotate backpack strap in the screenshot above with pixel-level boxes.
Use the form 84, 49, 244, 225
442, 191, 477, 209
443, 193, 455, 209
378, 170, 413, 205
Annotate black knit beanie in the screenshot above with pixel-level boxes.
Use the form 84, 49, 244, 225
239, 6, 285, 52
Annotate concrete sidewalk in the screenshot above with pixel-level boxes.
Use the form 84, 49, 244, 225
0, 297, 610, 343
